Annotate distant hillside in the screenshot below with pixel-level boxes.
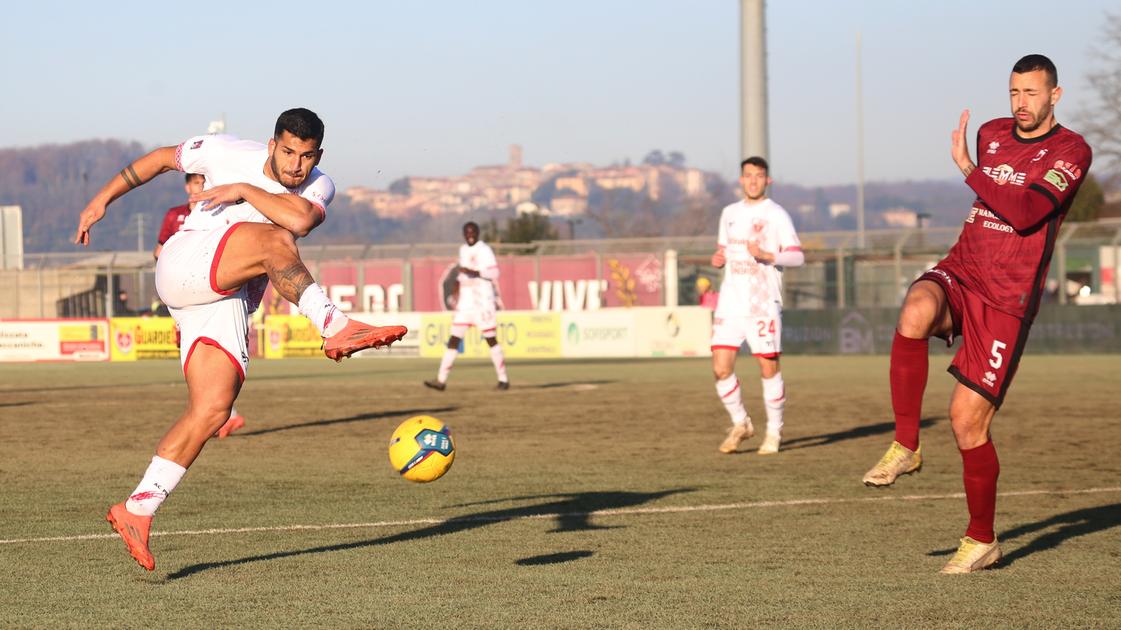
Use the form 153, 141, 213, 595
1, 140, 979, 253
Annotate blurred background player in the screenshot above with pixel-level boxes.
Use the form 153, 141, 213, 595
861, 55, 1091, 574
425, 221, 509, 391
75, 108, 407, 571
154, 172, 246, 439
696, 276, 719, 310
709, 157, 804, 455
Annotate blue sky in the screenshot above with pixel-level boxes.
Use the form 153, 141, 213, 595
0, 1, 1115, 189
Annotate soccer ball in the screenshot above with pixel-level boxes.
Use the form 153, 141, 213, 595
388, 415, 455, 483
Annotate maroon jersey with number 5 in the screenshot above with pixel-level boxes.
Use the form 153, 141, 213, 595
938, 117, 1092, 319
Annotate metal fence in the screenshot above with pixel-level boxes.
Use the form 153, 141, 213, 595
4, 219, 1120, 318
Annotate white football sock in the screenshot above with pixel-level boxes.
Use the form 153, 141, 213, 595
437, 348, 458, 383
715, 375, 749, 425
229, 406, 238, 419
489, 343, 508, 383
762, 372, 786, 436
125, 455, 187, 517
297, 283, 348, 338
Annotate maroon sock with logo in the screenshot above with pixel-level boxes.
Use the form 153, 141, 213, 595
890, 330, 928, 451
961, 440, 1000, 543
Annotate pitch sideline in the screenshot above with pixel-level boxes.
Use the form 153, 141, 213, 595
2, 485, 1119, 546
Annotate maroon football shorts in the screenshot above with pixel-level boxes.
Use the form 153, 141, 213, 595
918, 267, 1029, 409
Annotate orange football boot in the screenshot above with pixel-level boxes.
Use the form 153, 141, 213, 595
323, 320, 407, 361
215, 414, 245, 439
106, 503, 155, 571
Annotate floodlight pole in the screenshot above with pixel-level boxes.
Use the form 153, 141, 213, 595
856, 32, 866, 250
740, 0, 769, 163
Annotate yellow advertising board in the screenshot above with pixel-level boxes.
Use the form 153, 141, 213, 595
263, 315, 323, 358
109, 317, 179, 361
419, 312, 561, 359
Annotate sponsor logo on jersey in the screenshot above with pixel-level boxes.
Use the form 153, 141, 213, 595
1031, 149, 1048, 162
191, 140, 204, 150
1053, 160, 1082, 181
966, 206, 1013, 233
927, 268, 953, 287
986, 141, 1000, 154
1043, 169, 1069, 192
982, 164, 1026, 186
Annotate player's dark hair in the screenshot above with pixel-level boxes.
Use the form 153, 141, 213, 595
1012, 54, 1057, 87
184, 173, 204, 183
274, 108, 325, 146
740, 156, 769, 174
463, 221, 479, 232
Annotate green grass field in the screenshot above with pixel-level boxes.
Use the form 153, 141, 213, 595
2, 354, 1119, 628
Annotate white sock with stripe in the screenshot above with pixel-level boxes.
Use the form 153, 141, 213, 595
297, 283, 348, 337
124, 455, 187, 517
489, 343, 508, 383
715, 375, 749, 425
437, 348, 458, 383
762, 372, 786, 436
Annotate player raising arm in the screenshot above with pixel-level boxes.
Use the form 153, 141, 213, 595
861, 55, 1091, 573
76, 108, 407, 571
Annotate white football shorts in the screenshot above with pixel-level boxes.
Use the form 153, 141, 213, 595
172, 294, 250, 382
451, 306, 498, 339
156, 222, 247, 309
711, 306, 783, 357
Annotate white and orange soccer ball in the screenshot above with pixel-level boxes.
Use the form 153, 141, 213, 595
388, 415, 455, 483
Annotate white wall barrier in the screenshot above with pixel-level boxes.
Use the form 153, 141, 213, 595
0, 319, 110, 362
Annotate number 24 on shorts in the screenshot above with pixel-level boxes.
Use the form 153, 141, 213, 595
757, 319, 776, 337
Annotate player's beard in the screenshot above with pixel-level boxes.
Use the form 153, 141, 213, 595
269, 156, 307, 189
1015, 104, 1052, 134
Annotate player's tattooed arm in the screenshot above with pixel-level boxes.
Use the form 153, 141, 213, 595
74, 146, 180, 246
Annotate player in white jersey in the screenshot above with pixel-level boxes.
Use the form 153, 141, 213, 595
710, 157, 804, 455
74, 108, 407, 571
425, 222, 510, 391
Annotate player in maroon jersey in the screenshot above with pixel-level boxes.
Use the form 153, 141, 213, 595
861, 54, 1092, 573
152, 173, 204, 259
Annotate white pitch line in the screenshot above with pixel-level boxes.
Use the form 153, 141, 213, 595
2, 486, 1119, 546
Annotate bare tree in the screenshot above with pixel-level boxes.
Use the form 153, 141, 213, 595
1077, 12, 1121, 189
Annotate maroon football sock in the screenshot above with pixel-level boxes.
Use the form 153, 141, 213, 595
890, 330, 928, 451
961, 440, 1000, 543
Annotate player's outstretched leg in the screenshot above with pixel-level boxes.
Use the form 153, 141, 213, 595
106, 503, 155, 571
862, 441, 922, 486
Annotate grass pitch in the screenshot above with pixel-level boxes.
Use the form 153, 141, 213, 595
1, 354, 1119, 628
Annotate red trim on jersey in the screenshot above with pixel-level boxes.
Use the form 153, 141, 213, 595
782, 246, 803, 252
209, 222, 247, 296
710, 345, 740, 352
309, 201, 327, 221
753, 352, 781, 359
174, 143, 184, 171
183, 336, 245, 383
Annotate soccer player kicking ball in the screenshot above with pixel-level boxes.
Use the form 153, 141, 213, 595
425, 221, 510, 391
74, 108, 407, 571
710, 157, 804, 455
154, 172, 245, 439
861, 55, 1091, 574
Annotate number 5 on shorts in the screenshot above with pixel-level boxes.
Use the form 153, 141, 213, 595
989, 339, 1007, 369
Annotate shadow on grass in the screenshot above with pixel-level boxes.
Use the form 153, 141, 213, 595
516, 550, 594, 566
235, 406, 458, 437
531, 380, 616, 389
781, 416, 944, 452
0, 401, 32, 409
926, 502, 1121, 566
166, 488, 694, 580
